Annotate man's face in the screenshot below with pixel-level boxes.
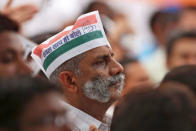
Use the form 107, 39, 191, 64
19, 92, 72, 131
0, 32, 31, 77
122, 62, 153, 96
167, 38, 196, 70
77, 46, 124, 103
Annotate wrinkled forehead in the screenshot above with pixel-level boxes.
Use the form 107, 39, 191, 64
174, 37, 196, 48
0, 31, 22, 48
83, 45, 112, 58
0, 31, 23, 50
0, 31, 19, 40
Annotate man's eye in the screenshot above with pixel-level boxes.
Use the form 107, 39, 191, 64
94, 60, 106, 66
1, 54, 15, 64
26, 53, 32, 62
180, 54, 189, 59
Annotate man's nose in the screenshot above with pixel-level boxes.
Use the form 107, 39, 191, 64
109, 59, 124, 76
187, 57, 196, 65
17, 58, 32, 75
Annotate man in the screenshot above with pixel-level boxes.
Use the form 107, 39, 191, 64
32, 11, 124, 130
0, 76, 72, 131
141, 8, 180, 83
166, 30, 196, 70
0, 14, 32, 78
150, 8, 180, 47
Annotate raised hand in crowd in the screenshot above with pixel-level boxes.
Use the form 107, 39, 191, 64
1, 0, 38, 24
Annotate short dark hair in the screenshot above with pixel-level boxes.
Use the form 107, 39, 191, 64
111, 84, 196, 131
30, 31, 58, 44
0, 76, 62, 130
0, 14, 19, 33
162, 65, 196, 95
150, 8, 180, 33
183, 6, 196, 12
82, 1, 113, 18
166, 30, 196, 57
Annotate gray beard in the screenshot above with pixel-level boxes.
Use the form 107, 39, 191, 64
83, 73, 125, 103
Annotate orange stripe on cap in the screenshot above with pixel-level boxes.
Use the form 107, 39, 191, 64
33, 14, 98, 58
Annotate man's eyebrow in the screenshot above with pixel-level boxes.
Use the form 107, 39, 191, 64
0, 49, 16, 55
95, 54, 110, 59
95, 52, 114, 59
111, 52, 114, 57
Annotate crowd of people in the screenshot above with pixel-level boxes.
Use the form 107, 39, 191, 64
0, 0, 196, 131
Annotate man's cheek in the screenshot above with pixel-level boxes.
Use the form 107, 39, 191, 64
0, 64, 16, 76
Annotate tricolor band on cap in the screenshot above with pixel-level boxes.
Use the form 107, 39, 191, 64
31, 11, 111, 78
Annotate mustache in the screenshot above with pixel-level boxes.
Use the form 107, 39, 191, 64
83, 73, 125, 102
92, 73, 125, 89
107, 73, 125, 87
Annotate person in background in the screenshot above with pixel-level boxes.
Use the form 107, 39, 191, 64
141, 7, 180, 83
82, 1, 113, 18
111, 83, 196, 131
161, 65, 196, 95
0, 14, 32, 78
150, 8, 180, 47
166, 30, 196, 70
120, 57, 153, 96
0, 76, 72, 131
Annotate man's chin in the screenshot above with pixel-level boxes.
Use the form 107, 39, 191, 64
110, 82, 123, 95
109, 88, 122, 102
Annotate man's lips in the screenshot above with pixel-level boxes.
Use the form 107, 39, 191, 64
109, 81, 121, 88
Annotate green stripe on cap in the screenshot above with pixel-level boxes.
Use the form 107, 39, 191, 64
43, 30, 103, 70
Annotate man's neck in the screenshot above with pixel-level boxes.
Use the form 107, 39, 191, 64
73, 98, 112, 122
82, 102, 110, 121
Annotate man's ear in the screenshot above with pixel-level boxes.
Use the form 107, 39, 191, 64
59, 71, 78, 93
